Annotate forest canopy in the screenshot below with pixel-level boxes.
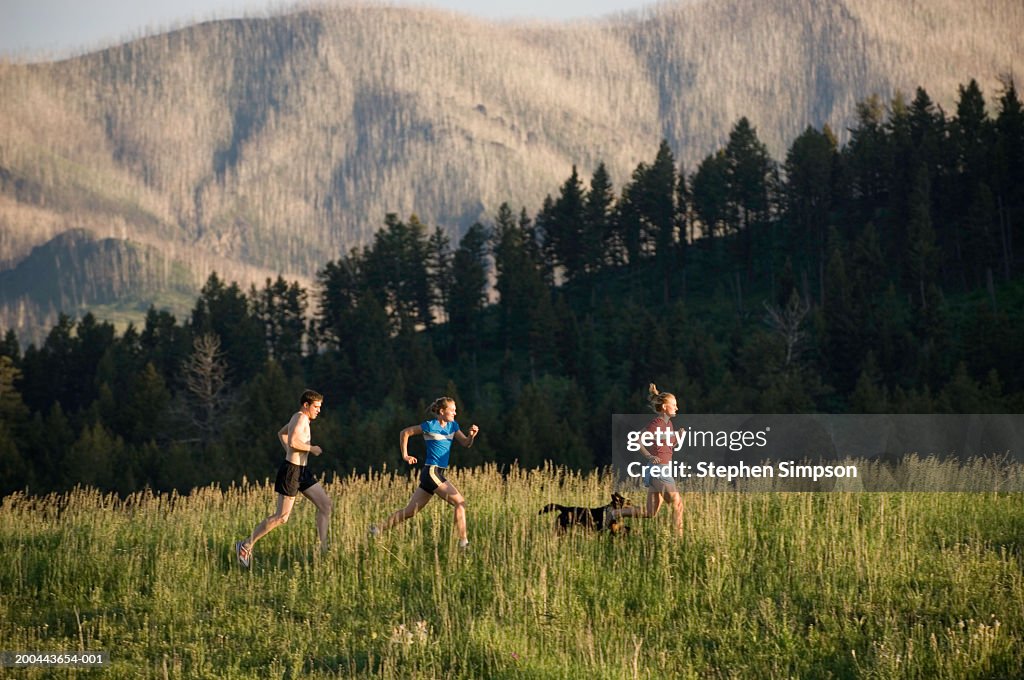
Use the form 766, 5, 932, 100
2, 79, 1022, 496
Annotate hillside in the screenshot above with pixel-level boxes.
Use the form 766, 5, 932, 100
0, 228, 197, 334
0, 0, 1021, 343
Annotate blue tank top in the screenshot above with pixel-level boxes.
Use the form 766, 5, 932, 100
421, 419, 460, 468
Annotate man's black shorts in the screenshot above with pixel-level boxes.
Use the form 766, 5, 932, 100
274, 460, 318, 497
419, 465, 448, 493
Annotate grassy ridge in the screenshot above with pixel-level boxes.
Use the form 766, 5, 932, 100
1, 466, 1022, 678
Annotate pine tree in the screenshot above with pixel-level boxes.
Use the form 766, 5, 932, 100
0, 421, 28, 496
141, 307, 191, 390
64, 423, 123, 492
840, 95, 891, 224
426, 225, 453, 326
22, 404, 75, 490
675, 162, 692, 261
492, 203, 529, 351
691, 151, 730, 239
648, 140, 679, 302
994, 78, 1023, 278
0, 356, 28, 427
315, 251, 364, 351
19, 314, 78, 414
543, 167, 587, 282
191, 273, 265, 383
0, 329, 20, 363
783, 125, 838, 291
822, 244, 860, 393
953, 80, 991, 185
963, 182, 998, 287
447, 223, 489, 358
347, 292, 396, 399
253, 276, 307, 369
362, 214, 433, 331
122, 362, 172, 446
850, 352, 889, 413
617, 161, 649, 265
584, 162, 615, 273
723, 118, 776, 281
905, 167, 940, 307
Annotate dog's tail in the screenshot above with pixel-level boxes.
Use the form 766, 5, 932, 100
539, 503, 565, 515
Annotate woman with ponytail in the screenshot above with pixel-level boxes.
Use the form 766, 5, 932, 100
610, 383, 684, 535
370, 397, 479, 549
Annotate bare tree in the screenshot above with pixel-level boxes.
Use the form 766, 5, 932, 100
184, 333, 227, 440
763, 291, 810, 366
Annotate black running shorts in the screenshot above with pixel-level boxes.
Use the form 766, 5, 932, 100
418, 465, 448, 493
274, 460, 318, 497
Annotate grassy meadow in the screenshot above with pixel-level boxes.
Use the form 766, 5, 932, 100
1, 465, 1023, 678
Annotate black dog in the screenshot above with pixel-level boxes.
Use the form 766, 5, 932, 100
539, 492, 632, 534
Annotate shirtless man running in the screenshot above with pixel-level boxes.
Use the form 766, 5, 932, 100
236, 389, 332, 567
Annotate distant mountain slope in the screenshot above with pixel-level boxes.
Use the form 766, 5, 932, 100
0, 0, 1021, 343
0, 229, 198, 338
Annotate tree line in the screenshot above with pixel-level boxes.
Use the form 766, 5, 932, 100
1, 78, 1022, 497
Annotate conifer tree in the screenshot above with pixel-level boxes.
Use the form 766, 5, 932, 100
584, 162, 615, 273
675, 162, 692, 258
141, 307, 191, 389
784, 125, 838, 290
617, 161, 649, 265
448, 223, 489, 358
841, 95, 891, 224
542, 167, 587, 281
426, 226, 453, 325
121, 362, 172, 446
492, 204, 550, 361
647, 140, 679, 302
822, 244, 860, 392
905, 167, 940, 307
850, 352, 889, 413
0, 329, 20, 364
191, 273, 265, 382
953, 80, 991, 186
315, 251, 364, 351
19, 314, 77, 414
362, 214, 432, 331
723, 118, 775, 280
994, 78, 1023, 278
253, 276, 307, 369
691, 151, 730, 239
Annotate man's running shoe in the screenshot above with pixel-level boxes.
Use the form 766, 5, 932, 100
235, 540, 251, 569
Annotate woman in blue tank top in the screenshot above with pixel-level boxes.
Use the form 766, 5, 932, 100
370, 397, 479, 549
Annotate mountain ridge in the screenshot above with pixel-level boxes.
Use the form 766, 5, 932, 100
0, 0, 1021, 343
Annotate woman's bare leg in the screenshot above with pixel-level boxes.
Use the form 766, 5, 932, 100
379, 487, 434, 532
434, 481, 467, 542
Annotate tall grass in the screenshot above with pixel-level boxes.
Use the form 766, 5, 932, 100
1, 464, 1022, 678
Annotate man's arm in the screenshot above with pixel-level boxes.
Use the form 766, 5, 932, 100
285, 413, 322, 455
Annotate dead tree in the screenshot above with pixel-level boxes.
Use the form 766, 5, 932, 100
763, 291, 810, 366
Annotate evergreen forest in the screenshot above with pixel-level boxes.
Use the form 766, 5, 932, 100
2, 79, 1023, 497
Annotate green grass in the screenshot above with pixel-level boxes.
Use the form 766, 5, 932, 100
1, 466, 1022, 678
82, 287, 197, 335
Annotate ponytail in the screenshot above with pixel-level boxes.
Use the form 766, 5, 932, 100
647, 383, 676, 413
428, 397, 455, 416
